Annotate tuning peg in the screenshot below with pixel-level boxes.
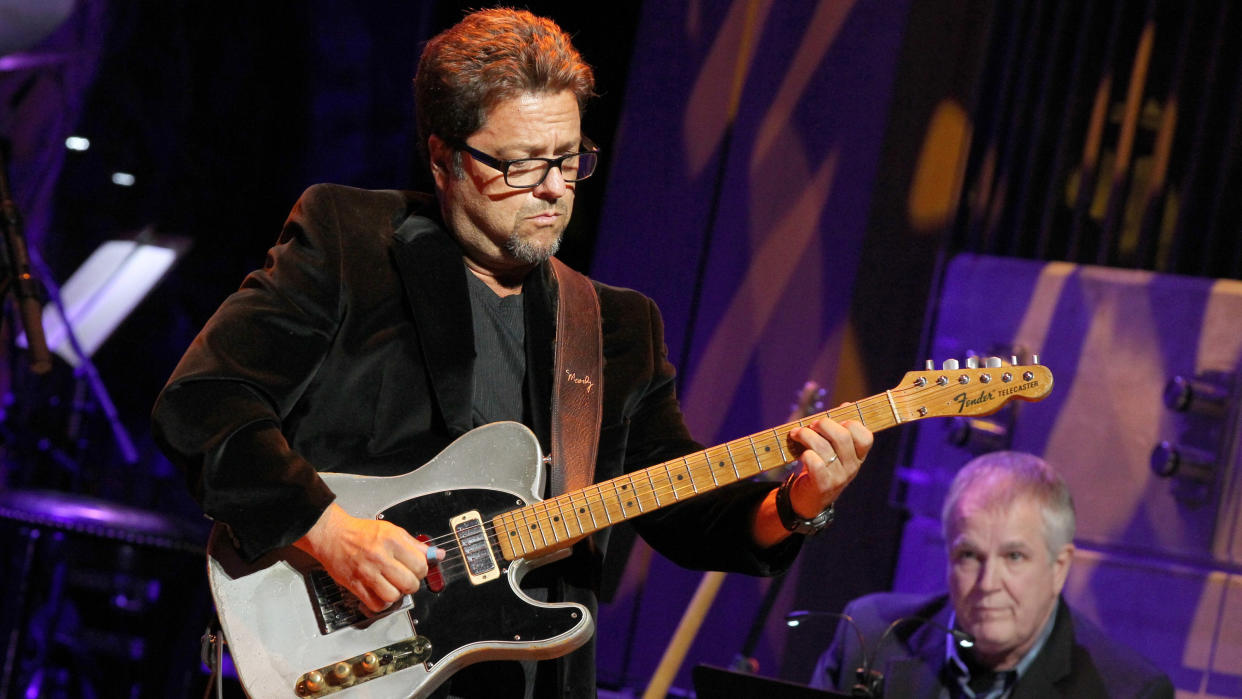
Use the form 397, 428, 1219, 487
942, 359, 959, 370
1011, 355, 1019, 366
965, 356, 979, 369
985, 356, 1003, 368
925, 359, 934, 370
1032, 354, 1040, 365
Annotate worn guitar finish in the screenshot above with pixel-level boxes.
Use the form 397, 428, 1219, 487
209, 362, 1053, 698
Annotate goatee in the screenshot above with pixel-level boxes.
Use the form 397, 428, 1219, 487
506, 232, 563, 264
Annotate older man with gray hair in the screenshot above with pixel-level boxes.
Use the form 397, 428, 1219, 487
810, 451, 1173, 698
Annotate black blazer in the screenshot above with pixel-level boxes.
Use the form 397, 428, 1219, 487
809, 592, 1174, 698
152, 183, 796, 577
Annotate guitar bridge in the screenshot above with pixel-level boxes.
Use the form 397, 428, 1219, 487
451, 510, 499, 585
307, 569, 412, 634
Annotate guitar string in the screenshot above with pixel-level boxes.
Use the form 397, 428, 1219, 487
400, 378, 999, 560
423, 377, 1033, 584
333, 376, 1037, 597
407, 394, 916, 578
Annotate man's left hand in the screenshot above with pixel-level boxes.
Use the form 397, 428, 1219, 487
787, 413, 874, 517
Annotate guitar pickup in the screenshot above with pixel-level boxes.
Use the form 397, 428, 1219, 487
451, 510, 499, 585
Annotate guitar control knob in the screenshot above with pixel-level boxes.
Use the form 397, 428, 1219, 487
360, 652, 380, 674
331, 662, 352, 682
304, 671, 325, 693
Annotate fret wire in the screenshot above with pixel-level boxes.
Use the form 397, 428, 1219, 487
567, 496, 583, 535
497, 514, 522, 557
723, 441, 738, 482
607, 480, 624, 519
531, 505, 549, 548
550, 497, 573, 540
723, 445, 741, 480
662, 460, 681, 501
646, 468, 662, 507
772, 428, 790, 463
747, 437, 763, 475
617, 477, 638, 515
630, 474, 647, 512
683, 455, 700, 494
703, 452, 721, 486
573, 490, 598, 532
512, 509, 537, 554
595, 484, 615, 524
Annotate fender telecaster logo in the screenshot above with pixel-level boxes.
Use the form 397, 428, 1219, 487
953, 380, 1039, 413
565, 370, 594, 393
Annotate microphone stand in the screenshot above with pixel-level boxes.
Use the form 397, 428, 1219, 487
786, 611, 975, 698
0, 138, 52, 375
30, 245, 139, 464
863, 615, 975, 698
0, 137, 137, 465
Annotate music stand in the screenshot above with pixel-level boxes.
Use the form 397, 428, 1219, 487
692, 664, 850, 699
15, 235, 185, 367
13, 233, 187, 463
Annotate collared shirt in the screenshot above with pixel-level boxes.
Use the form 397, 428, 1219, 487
943, 600, 1059, 699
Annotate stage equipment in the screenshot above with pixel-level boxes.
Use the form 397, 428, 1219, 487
1, 138, 51, 374
0, 0, 74, 57
0, 489, 209, 698
1151, 371, 1238, 506
784, 610, 973, 698
894, 253, 1242, 694
12, 234, 186, 467
693, 664, 840, 699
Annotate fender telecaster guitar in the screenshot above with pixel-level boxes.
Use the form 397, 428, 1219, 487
208, 360, 1052, 698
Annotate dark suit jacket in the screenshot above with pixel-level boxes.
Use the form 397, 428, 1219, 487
153, 183, 803, 695
152, 183, 798, 568
809, 592, 1174, 699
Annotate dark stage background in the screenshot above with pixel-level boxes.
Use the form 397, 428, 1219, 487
2, 1, 1241, 697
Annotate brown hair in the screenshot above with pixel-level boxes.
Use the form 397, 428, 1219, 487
414, 8, 596, 153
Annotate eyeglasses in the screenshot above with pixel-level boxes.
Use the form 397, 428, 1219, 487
456, 138, 600, 188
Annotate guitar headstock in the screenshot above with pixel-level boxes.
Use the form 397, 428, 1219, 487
893, 357, 1053, 421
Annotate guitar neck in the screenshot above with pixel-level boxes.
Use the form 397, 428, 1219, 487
492, 395, 898, 562
491, 361, 1051, 562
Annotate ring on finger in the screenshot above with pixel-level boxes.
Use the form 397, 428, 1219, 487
826, 453, 839, 464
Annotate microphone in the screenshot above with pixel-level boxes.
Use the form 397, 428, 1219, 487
786, 610, 975, 698
864, 616, 975, 698
0, 138, 52, 374
785, 610, 875, 697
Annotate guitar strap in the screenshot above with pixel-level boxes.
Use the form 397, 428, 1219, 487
549, 257, 603, 496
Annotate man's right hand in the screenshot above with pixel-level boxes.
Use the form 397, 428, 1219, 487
294, 502, 435, 613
